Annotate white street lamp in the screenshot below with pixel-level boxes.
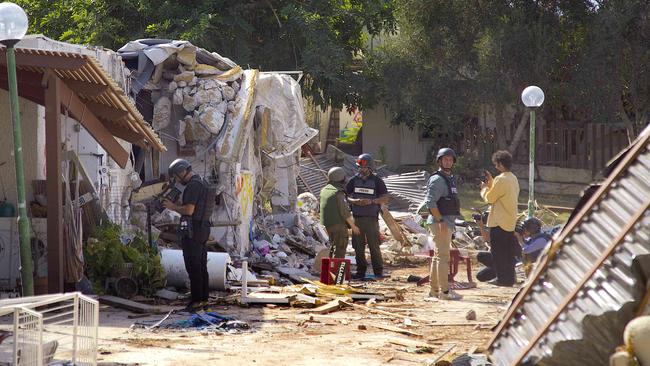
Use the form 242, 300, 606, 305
0, 2, 33, 296
521, 86, 544, 219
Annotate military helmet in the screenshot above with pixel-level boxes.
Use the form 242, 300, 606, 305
522, 217, 543, 235
356, 153, 375, 170
327, 167, 346, 183
168, 158, 191, 178
436, 147, 457, 163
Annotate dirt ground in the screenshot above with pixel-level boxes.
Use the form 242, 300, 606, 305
95, 258, 519, 366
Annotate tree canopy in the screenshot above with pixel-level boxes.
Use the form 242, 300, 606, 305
16, 0, 396, 110
368, 0, 650, 144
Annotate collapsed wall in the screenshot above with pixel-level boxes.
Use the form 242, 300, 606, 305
118, 39, 317, 259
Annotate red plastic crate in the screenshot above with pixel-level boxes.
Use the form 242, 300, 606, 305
320, 258, 351, 285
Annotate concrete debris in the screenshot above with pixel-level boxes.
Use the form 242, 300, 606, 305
466, 310, 477, 321
152, 95, 171, 130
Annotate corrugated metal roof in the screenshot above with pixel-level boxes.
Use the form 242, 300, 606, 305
1, 45, 164, 151
297, 146, 427, 212
488, 128, 650, 366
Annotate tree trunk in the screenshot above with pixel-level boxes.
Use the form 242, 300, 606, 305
508, 109, 529, 154
494, 104, 508, 149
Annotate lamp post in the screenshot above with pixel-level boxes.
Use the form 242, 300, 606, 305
521, 86, 545, 219
0, 2, 34, 296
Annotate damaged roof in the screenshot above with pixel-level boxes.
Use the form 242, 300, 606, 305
488, 126, 650, 366
0, 36, 165, 152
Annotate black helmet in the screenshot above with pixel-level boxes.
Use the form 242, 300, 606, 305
522, 217, 542, 235
356, 153, 375, 170
436, 147, 457, 163
168, 158, 191, 178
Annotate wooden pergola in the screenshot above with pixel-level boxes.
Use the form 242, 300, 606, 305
0, 45, 165, 293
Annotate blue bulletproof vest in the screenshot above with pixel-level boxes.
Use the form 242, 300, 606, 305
348, 174, 381, 217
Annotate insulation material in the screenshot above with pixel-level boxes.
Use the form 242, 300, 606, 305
253, 73, 318, 159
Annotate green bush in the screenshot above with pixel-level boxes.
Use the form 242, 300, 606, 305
84, 223, 165, 296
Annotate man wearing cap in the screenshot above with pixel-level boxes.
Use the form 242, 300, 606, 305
346, 153, 390, 279
420, 147, 463, 300
320, 167, 360, 258
163, 159, 215, 311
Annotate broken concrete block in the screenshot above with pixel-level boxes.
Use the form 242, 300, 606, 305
227, 100, 236, 113
155, 289, 179, 300
152, 63, 164, 84
231, 80, 240, 93
168, 81, 177, 91
176, 47, 197, 66
625, 316, 650, 365
174, 71, 195, 83
195, 63, 222, 76
189, 77, 198, 86
162, 70, 176, 81
195, 88, 222, 105
222, 85, 236, 101
183, 94, 198, 112
172, 88, 183, 105
152, 96, 172, 130
178, 80, 187, 88
199, 105, 226, 134
465, 310, 477, 321
178, 118, 187, 146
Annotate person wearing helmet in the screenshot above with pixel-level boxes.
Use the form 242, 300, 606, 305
520, 217, 551, 262
418, 147, 463, 300
319, 167, 360, 258
480, 150, 520, 287
163, 158, 214, 311
346, 153, 390, 279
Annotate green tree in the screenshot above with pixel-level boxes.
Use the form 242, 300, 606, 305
16, 0, 396, 110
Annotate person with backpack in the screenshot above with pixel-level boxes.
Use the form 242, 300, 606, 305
163, 158, 216, 311
419, 147, 463, 300
320, 167, 360, 258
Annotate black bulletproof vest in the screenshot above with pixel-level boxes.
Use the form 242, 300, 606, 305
348, 174, 381, 217
434, 171, 460, 216
188, 176, 217, 224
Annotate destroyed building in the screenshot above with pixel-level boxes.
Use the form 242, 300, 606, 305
117, 40, 320, 264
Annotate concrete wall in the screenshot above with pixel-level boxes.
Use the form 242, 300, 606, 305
362, 105, 433, 168
0, 90, 40, 206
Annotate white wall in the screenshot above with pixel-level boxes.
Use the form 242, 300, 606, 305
362, 105, 433, 168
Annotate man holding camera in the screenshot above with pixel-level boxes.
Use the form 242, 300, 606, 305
480, 150, 520, 287
163, 159, 214, 311
421, 148, 463, 301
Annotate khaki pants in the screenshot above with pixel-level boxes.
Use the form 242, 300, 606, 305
428, 223, 452, 293
326, 224, 349, 259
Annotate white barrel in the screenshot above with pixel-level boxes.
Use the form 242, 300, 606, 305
160, 249, 231, 290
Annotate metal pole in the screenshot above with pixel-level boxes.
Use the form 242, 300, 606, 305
527, 108, 536, 219
5, 43, 34, 296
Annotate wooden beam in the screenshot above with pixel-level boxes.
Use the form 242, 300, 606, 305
57, 80, 129, 168
45, 74, 64, 294
63, 79, 108, 97
102, 120, 147, 147
84, 100, 129, 120
0, 49, 86, 70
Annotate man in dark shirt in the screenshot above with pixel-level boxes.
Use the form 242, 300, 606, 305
346, 153, 390, 279
163, 159, 213, 311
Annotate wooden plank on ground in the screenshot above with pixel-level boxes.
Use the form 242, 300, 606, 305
386, 337, 433, 349
369, 323, 423, 337
302, 297, 351, 314
99, 295, 166, 314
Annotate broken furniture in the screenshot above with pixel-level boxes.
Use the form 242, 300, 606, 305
0, 292, 99, 365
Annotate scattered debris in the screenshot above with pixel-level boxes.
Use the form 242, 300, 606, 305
465, 310, 477, 321
99, 295, 167, 314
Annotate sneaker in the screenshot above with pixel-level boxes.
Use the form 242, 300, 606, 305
439, 290, 463, 301
351, 273, 366, 280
